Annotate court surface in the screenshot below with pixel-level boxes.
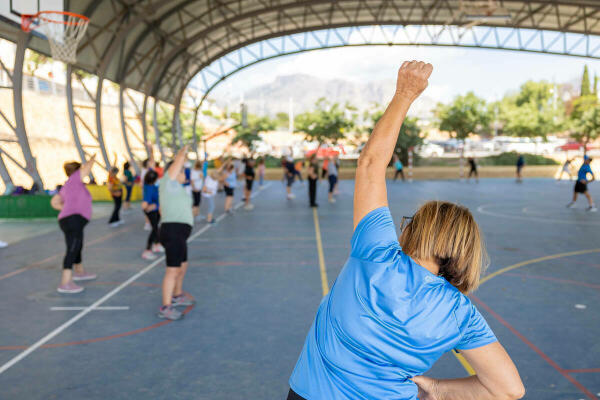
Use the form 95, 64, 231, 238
0, 178, 599, 400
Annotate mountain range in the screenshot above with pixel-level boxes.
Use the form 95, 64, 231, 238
213, 73, 436, 119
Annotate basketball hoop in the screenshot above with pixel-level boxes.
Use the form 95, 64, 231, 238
21, 11, 89, 64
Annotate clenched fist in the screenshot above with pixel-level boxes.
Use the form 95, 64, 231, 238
395, 60, 433, 103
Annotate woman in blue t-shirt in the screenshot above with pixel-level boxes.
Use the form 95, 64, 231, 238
141, 169, 161, 260
288, 62, 524, 400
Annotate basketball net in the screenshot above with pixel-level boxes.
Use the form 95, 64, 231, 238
21, 11, 89, 64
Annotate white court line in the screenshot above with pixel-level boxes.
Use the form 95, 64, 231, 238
50, 306, 130, 311
0, 182, 271, 375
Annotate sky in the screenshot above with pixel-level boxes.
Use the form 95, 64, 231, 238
209, 45, 600, 104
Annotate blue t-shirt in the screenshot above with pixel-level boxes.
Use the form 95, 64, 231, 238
578, 164, 593, 182
290, 207, 497, 400
395, 160, 403, 170
143, 184, 159, 208
225, 169, 237, 188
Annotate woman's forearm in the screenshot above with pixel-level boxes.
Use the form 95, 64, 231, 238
359, 95, 412, 170
435, 376, 497, 400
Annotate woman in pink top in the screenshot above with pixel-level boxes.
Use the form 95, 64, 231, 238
51, 154, 97, 294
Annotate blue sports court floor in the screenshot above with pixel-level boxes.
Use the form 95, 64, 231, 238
0, 178, 599, 399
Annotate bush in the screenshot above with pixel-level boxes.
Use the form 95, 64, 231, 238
479, 152, 558, 166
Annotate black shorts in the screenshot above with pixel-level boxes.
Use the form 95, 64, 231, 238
574, 180, 588, 193
192, 191, 201, 207
159, 222, 192, 267
286, 175, 295, 187
245, 179, 254, 191
224, 186, 234, 197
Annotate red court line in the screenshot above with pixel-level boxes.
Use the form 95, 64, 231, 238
0, 224, 136, 282
503, 272, 600, 290
471, 295, 598, 400
564, 368, 600, 373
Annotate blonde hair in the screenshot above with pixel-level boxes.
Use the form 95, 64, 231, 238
399, 201, 488, 294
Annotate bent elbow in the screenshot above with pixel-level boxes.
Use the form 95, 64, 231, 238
502, 382, 525, 400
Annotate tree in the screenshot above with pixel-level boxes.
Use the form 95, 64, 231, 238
25, 51, 48, 75
573, 105, 600, 155
230, 113, 276, 151
497, 81, 565, 138
275, 112, 289, 129
434, 92, 490, 140
294, 98, 357, 145
581, 65, 591, 96
366, 108, 422, 164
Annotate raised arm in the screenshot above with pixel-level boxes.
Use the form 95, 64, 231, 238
167, 145, 188, 180
79, 153, 97, 180
146, 141, 156, 169
353, 61, 432, 229
413, 342, 524, 400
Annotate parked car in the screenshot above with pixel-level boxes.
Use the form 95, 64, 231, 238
417, 141, 445, 157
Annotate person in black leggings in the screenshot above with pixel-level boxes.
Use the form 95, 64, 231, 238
50, 155, 98, 294
108, 166, 123, 227
141, 169, 162, 260
307, 154, 319, 207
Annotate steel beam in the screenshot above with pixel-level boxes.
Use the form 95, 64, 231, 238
94, 78, 112, 171
152, 99, 166, 162
66, 65, 93, 176
0, 151, 13, 189
119, 85, 141, 175
13, 31, 43, 189
141, 94, 150, 159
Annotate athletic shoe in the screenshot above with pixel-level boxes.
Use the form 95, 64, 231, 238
152, 243, 165, 253
72, 272, 97, 281
566, 202, 576, 209
117, 220, 125, 226
208, 219, 216, 225
158, 305, 183, 320
226, 209, 234, 215
109, 222, 120, 228
142, 250, 157, 260
243, 204, 254, 211
172, 293, 195, 307
588, 206, 598, 212
144, 222, 151, 231
57, 281, 84, 294
0, 240, 7, 248
310, 203, 318, 208
329, 198, 336, 203
287, 193, 296, 199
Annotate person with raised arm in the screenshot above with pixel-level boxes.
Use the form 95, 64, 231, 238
287, 61, 524, 400
157, 145, 195, 321
51, 153, 98, 293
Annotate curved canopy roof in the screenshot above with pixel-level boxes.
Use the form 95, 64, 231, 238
3, 0, 600, 104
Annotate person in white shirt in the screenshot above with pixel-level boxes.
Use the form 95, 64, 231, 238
190, 160, 203, 218
202, 171, 219, 224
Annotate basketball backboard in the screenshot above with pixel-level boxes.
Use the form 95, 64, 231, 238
0, 0, 64, 32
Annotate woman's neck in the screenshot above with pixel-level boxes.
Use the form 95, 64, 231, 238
414, 257, 440, 276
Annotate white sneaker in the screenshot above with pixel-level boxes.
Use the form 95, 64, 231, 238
243, 204, 254, 211
0, 240, 7, 248
152, 243, 165, 253
109, 222, 120, 228
588, 206, 598, 212
329, 198, 336, 203
144, 222, 151, 231
287, 193, 296, 199
566, 202, 576, 209
117, 220, 125, 226
142, 250, 157, 260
